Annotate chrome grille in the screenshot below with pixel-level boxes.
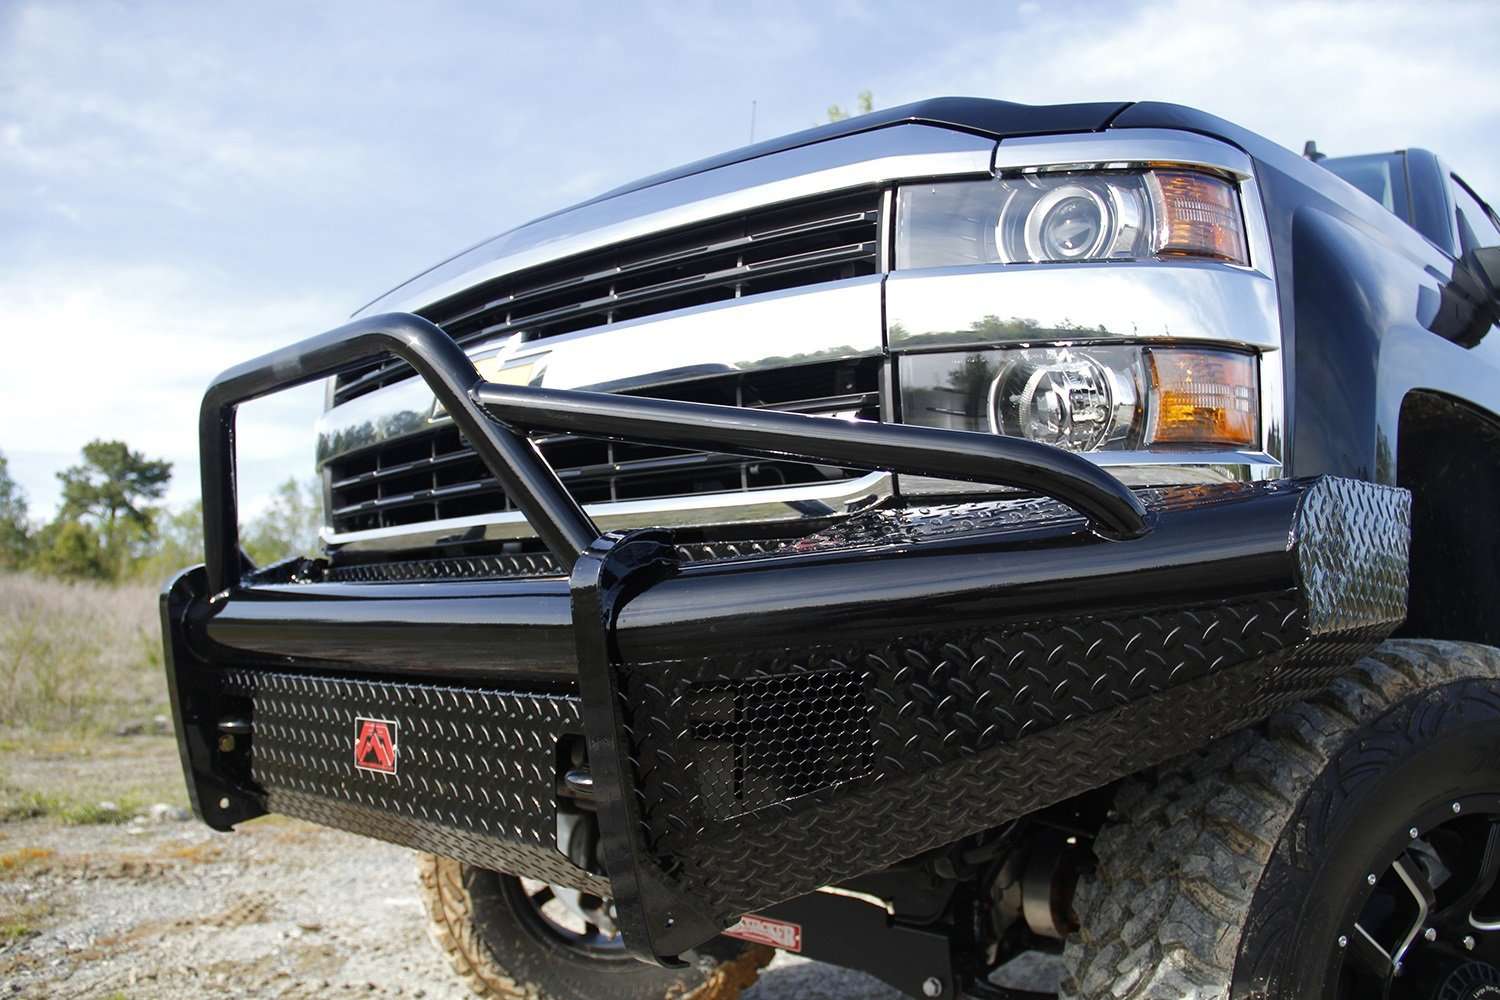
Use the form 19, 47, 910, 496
334, 189, 882, 406
326, 359, 881, 535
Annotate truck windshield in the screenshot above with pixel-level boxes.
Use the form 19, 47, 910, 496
1322, 152, 1410, 222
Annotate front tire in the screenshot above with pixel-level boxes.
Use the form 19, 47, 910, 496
417, 855, 771, 1000
1061, 640, 1500, 999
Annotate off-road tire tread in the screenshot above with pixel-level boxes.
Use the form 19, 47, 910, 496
416, 853, 772, 1000
420, 853, 532, 998
1059, 640, 1500, 1000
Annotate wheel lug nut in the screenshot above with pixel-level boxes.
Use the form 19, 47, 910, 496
1466, 935, 1477, 951
1424, 927, 1437, 942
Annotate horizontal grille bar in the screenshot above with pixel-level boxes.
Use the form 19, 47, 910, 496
458, 240, 876, 345
332, 190, 882, 406
442, 211, 877, 330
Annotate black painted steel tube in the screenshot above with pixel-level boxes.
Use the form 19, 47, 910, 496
474, 383, 1149, 540
198, 311, 1147, 596
197, 314, 597, 592
615, 483, 1302, 662
199, 579, 579, 680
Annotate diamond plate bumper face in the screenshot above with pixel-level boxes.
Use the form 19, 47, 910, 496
1297, 475, 1413, 636
588, 477, 1411, 955
221, 670, 607, 895
162, 476, 1410, 962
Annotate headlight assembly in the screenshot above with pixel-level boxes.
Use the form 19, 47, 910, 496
900, 345, 1258, 453
896, 169, 1249, 269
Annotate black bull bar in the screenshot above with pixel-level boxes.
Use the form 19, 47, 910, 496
162, 313, 1412, 963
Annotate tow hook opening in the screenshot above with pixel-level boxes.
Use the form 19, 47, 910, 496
555, 735, 603, 876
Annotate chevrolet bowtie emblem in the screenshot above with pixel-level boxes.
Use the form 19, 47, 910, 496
475, 355, 538, 386
430, 341, 545, 420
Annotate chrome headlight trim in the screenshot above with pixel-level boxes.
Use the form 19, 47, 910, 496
885, 262, 1281, 353
991, 129, 1256, 181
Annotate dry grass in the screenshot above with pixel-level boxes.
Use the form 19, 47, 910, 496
0, 896, 53, 943
0, 573, 164, 734
0, 847, 54, 873
0, 784, 145, 826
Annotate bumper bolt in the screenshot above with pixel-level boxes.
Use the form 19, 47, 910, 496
1454, 802, 1463, 814
1367, 874, 1378, 886
922, 977, 943, 997
1424, 927, 1437, 942
218, 734, 236, 752
1409, 827, 1420, 839
1466, 935, 1477, 951
1338, 935, 1348, 948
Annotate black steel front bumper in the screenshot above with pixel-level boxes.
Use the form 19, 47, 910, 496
163, 313, 1412, 963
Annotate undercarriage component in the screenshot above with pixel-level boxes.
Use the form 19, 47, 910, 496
1021, 837, 1083, 942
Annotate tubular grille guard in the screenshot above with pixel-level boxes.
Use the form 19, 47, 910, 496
198, 314, 1151, 595
171, 313, 1413, 965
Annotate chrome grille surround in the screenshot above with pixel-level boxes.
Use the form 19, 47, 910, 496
315, 124, 1290, 556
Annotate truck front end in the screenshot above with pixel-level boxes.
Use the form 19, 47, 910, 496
162, 99, 1412, 989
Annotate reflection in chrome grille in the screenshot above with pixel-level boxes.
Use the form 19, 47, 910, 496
326, 359, 881, 535
334, 189, 882, 406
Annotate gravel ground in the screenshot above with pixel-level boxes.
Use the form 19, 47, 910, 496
0, 737, 1058, 999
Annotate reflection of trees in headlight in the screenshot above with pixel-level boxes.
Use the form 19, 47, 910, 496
990, 351, 1115, 452
901, 344, 1260, 454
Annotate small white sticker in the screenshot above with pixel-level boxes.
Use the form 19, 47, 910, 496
725, 913, 802, 952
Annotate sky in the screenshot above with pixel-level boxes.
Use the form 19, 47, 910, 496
2, 0, 1498, 524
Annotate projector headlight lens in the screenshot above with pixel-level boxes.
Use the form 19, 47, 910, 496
896, 168, 1247, 269
990, 350, 1122, 451
900, 345, 1258, 453
1027, 184, 1110, 260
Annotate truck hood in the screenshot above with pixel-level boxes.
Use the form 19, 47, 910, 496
354, 97, 1129, 317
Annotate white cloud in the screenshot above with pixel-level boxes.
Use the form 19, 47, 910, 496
0, 262, 338, 519
887, 0, 1500, 196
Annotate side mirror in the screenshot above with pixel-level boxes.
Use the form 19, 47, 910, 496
1432, 248, 1500, 347
1472, 246, 1500, 304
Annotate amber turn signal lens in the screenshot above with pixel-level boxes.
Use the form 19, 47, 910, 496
1147, 349, 1257, 448
1147, 170, 1249, 266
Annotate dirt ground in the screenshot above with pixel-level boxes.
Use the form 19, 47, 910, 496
0, 736, 1058, 999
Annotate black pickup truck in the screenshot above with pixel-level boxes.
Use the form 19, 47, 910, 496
162, 99, 1500, 1000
